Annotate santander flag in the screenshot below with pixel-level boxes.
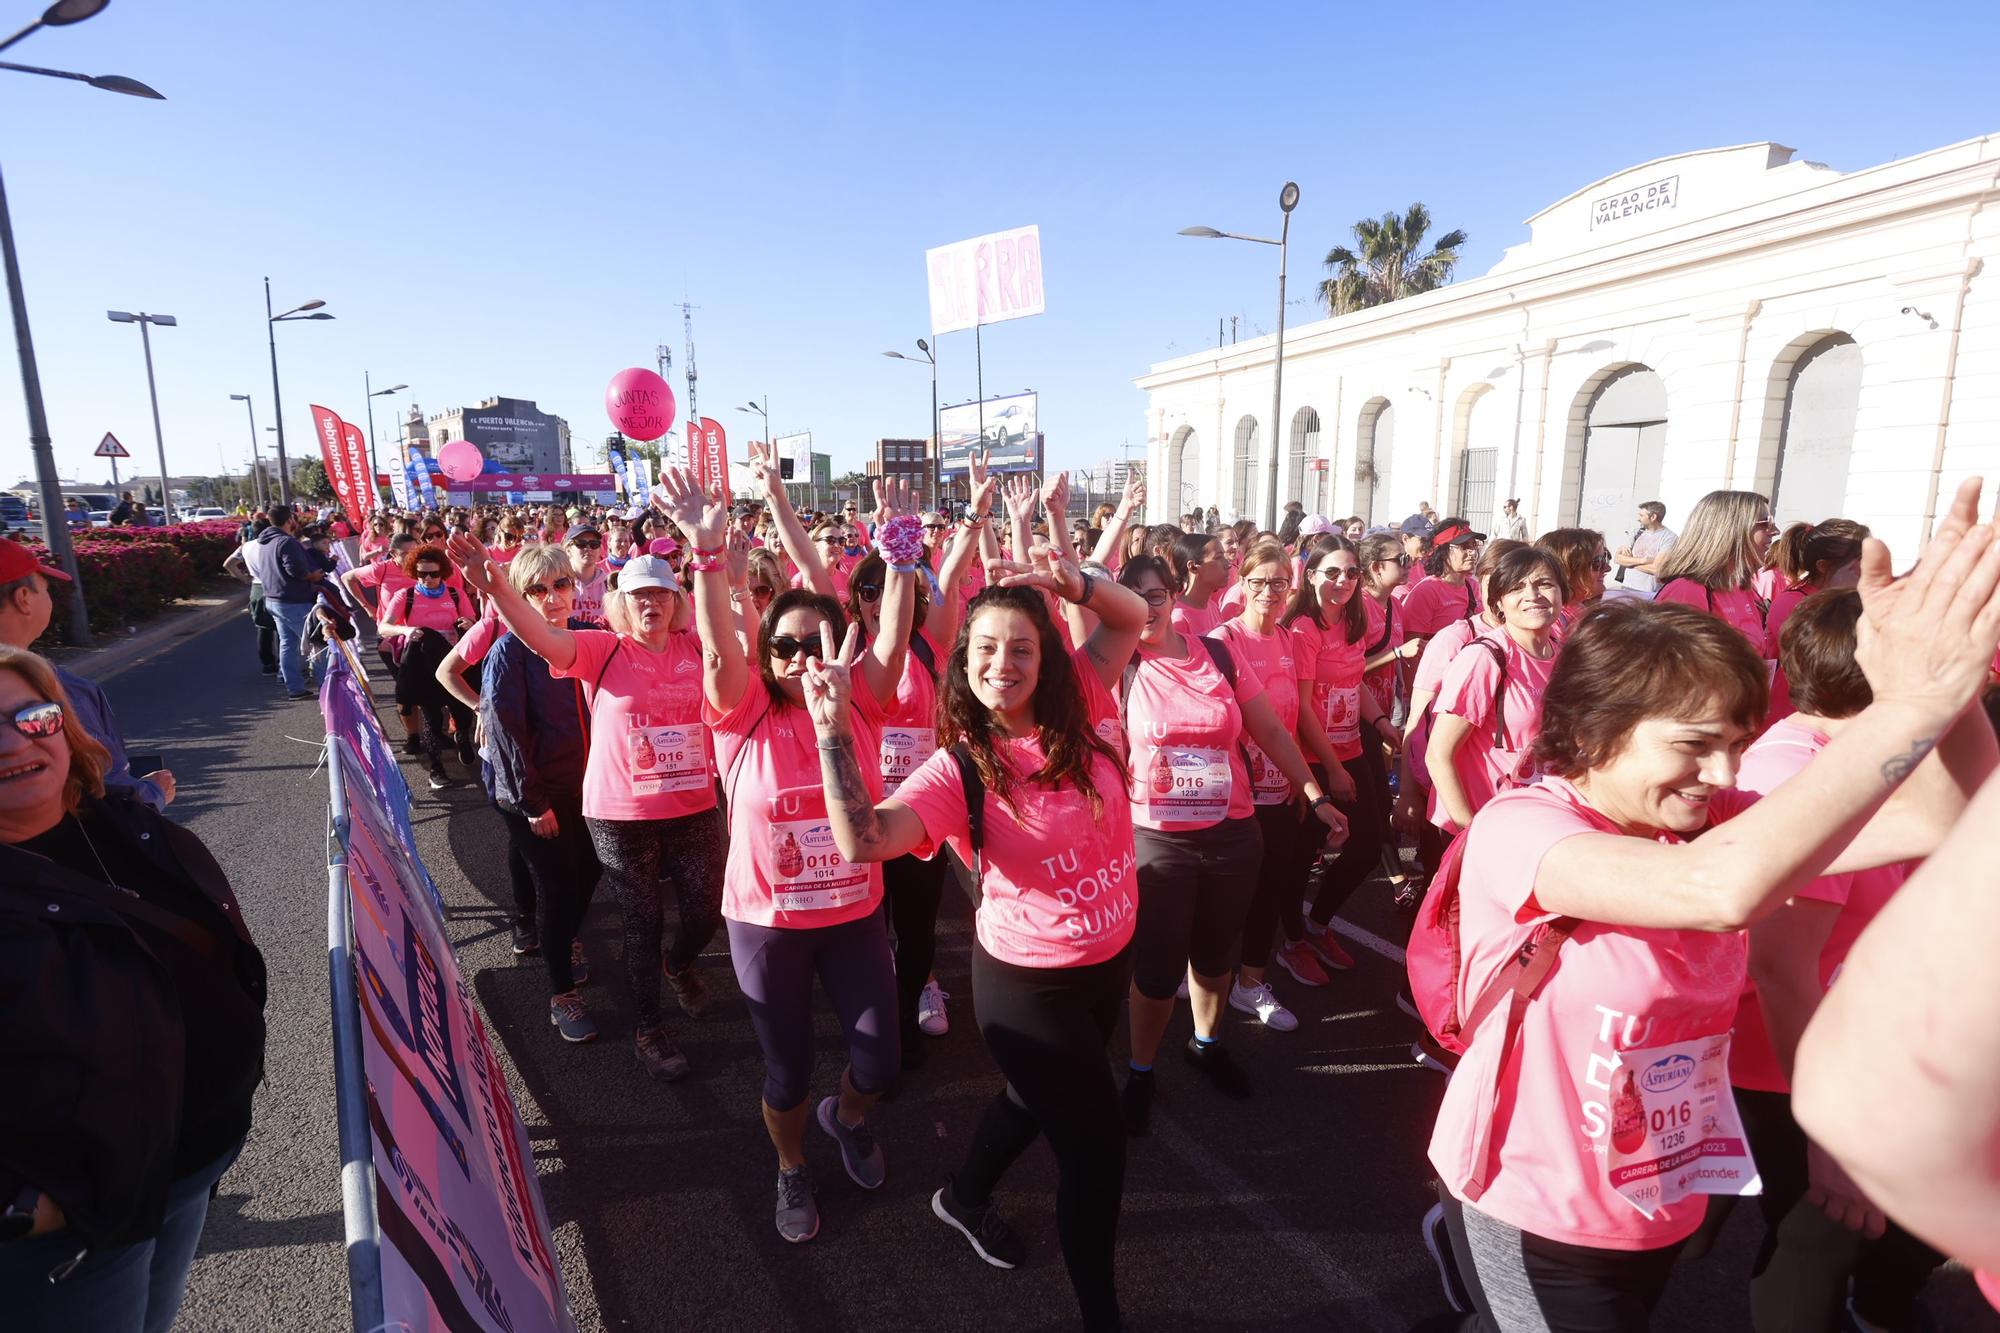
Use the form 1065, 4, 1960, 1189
309, 404, 363, 527
339, 419, 375, 522
692, 418, 727, 495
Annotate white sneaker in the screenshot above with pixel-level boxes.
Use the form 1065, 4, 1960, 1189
1229, 979, 1299, 1032
917, 978, 951, 1037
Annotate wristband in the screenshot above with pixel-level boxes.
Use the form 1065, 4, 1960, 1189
1073, 570, 1095, 605
691, 544, 724, 558
887, 561, 919, 574
685, 557, 722, 574
1311, 794, 1336, 812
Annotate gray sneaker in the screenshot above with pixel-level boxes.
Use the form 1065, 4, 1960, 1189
634, 1024, 690, 1082
549, 991, 598, 1043
816, 1095, 885, 1190
663, 961, 712, 1018
775, 1164, 819, 1243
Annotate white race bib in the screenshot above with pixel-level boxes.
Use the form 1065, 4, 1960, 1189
1139, 745, 1232, 823
1605, 1032, 1761, 1218
768, 787, 872, 913
1245, 740, 1289, 805
1323, 684, 1361, 748
626, 720, 709, 795
878, 725, 936, 793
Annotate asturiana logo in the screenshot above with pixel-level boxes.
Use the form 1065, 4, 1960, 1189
1640, 1052, 1696, 1094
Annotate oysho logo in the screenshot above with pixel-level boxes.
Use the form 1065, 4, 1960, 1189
1640, 1052, 1696, 1094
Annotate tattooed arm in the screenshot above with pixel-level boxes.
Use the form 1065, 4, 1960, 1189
800, 618, 927, 863
1819, 702, 1995, 874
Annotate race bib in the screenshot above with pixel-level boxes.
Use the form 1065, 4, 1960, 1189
767, 786, 872, 913
1245, 740, 1289, 805
1323, 684, 1361, 748
879, 725, 936, 793
1605, 1033, 1761, 1218
625, 720, 709, 795
1139, 745, 1232, 823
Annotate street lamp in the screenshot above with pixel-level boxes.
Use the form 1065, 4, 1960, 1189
265, 280, 333, 505
106, 310, 176, 520
883, 338, 939, 508
0, 2, 162, 646
1179, 180, 1301, 530
736, 396, 774, 495
229, 394, 264, 508
364, 373, 405, 505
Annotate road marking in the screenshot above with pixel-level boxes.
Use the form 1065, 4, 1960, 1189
1330, 917, 1406, 964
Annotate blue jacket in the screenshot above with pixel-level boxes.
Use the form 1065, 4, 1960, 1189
58, 665, 167, 811
478, 624, 589, 818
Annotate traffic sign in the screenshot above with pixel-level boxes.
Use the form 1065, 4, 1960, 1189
94, 432, 130, 458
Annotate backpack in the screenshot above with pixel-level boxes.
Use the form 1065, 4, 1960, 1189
1405, 827, 1576, 1058
386, 584, 464, 664
908, 631, 938, 683
949, 742, 987, 885
1407, 634, 1511, 793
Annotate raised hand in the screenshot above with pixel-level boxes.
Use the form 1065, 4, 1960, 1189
725, 527, 751, 586
1041, 470, 1070, 526
967, 451, 998, 518
746, 439, 784, 502
872, 477, 915, 526
1853, 476, 2000, 721
1001, 473, 1038, 522
445, 531, 501, 594
656, 467, 728, 547
991, 544, 1085, 602
1120, 474, 1146, 515
801, 619, 864, 735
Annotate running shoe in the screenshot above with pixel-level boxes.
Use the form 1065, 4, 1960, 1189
548, 991, 598, 1043
1422, 1199, 1477, 1313
775, 1165, 819, 1244
816, 1096, 886, 1190
1119, 1068, 1155, 1137
1273, 938, 1331, 988
287, 690, 313, 701
511, 921, 541, 956
1303, 924, 1355, 971
1183, 1037, 1251, 1099
456, 740, 478, 769
569, 938, 589, 987
663, 960, 713, 1018
1229, 979, 1299, 1033
917, 978, 951, 1037
1412, 1030, 1458, 1075
931, 1178, 1024, 1269
634, 1024, 691, 1082
427, 768, 449, 791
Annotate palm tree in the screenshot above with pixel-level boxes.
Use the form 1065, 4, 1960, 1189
1318, 203, 1468, 316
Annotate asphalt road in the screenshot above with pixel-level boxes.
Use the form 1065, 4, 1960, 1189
89, 609, 1999, 1332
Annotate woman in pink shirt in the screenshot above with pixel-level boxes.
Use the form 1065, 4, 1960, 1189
1400, 518, 1484, 646
1425, 545, 1566, 833
375, 543, 478, 790
1168, 530, 1228, 638
1357, 532, 1421, 720
659, 463, 916, 1247
1430, 487, 2000, 1331
1653, 489, 1779, 647
1538, 527, 1611, 633
806, 547, 1147, 1333
358, 513, 392, 561
1112, 552, 1344, 1125
449, 537, 721, 1088
1761, 519, 1867, 725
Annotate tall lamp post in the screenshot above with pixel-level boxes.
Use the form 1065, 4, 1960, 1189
0, 0, 163, 646
882, 339, 938, 508
105, 309, 175, 520
264, 279, 333, 505
363, 373, 405, 505
736, 396, 773, 495
1179, 180, 1301, 531
229, 393, 264, 508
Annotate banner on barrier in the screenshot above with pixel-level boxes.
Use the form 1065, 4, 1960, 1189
322, 649, 574, 1333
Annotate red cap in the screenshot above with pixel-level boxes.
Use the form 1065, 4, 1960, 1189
0, 537, 71, 583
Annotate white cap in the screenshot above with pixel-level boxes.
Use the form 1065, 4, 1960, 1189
617, 554, 681, 593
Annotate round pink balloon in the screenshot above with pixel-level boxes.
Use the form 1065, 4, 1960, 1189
436, 438, 484, 483
606, 367, 677, 442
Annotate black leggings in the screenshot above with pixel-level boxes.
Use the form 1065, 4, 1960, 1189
1305, 749, 1389, 930
393, 629, 473, 765
1238, 801, 1301, 970
883, 852, 948, 1039
585, 808, 725, 1027
955, 942, 1131, 1333
1130, 816, 1262, 997
498, 790, 601, 993
1443, 1192, 1684, 1332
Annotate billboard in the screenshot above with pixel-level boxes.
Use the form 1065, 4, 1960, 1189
926, 225, 1045, 336
773, 432, 812, 482
939, 392, 1038, 473
459, 398, 565, 474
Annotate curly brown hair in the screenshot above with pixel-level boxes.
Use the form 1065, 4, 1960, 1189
400, 542, 451, 580
938, 586, 1128, 818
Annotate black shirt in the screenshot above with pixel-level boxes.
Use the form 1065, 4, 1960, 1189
17, 808, 265, 1175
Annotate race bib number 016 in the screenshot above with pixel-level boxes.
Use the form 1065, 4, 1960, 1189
1605, 1033, 1761, 1218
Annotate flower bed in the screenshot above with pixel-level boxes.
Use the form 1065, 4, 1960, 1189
21, 519, 242, 636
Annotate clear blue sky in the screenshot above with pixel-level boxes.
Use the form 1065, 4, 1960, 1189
2, 0, 1995, 496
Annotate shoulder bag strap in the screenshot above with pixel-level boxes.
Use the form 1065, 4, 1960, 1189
0, 846, 234, 969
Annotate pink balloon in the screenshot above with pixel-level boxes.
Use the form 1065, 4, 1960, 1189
436, 438, 485, 483
606, 367, 677, 442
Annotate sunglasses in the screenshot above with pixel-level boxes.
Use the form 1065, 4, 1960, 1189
855, 583, 883, 603
422, 529, 446, 539
524, 576, 575, 598
749, 583, 774, 599
1394, 555, 1414, 567
415, 568, 447, 580
922, 523, 947, 532
569, 537, 602, 550
1592, 553, 1613, 571
767, 634, 816, 660
1315, 566, 1362, 582
8, 700, 63, 739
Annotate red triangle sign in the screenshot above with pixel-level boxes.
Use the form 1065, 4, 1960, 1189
94, 432, 131, 458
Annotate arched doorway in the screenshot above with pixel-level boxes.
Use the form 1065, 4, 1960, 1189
1568, 365, 1666, 539
1288, 408, 1322, 514
1354, 398, 1393, 523
1166, 426, 1200, 522
1453, 386, 1505, 533
1772, 335, 1860, 525
1231, 415, 1259, 519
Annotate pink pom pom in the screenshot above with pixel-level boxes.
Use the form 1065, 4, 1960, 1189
876, 514, 924, 567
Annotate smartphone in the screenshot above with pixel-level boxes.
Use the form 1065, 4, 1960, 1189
127, 753, 165, 774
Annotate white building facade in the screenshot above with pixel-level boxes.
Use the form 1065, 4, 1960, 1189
1137, 137, 2000, 555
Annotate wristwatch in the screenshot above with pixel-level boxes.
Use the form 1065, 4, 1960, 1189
1310, 794, 1337, 813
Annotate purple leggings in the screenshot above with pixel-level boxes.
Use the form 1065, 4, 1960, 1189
726, 908, 900, 1111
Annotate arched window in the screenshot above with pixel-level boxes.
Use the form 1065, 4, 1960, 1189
1165, 426, 1199, 520
1772, 335, 1861, 525
1354, 398, 1394, 523
1287, 408, 1321, 514
1566, 364, 1666, 536
1454, 387, 1506, 533
1231, 416, 1258, 518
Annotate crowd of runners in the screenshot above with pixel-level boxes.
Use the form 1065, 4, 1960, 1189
9, 444, 2000, 1332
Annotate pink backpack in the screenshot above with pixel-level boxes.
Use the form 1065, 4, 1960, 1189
1405, 827, 1576, 1056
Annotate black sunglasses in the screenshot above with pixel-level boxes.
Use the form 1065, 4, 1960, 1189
855, 583, 883, 603
7, 700, 63, 739
749, 583, 774, 598
414, 568, 447, 580
570, 537, 602, 550
524, 576, 575, 597
767, 634, 816, 660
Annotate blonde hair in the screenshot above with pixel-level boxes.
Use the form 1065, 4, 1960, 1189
1652, 490, 1770, 592
0, 645, 108, 813
506, 543, 575, 596
746, 547, 784, 592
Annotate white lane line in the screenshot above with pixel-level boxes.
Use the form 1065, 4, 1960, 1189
1329, 917, 1406, 965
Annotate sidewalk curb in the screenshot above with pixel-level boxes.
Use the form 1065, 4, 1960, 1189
79, 589, 251, 683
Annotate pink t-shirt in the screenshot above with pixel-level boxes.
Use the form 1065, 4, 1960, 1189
378, 584, 472, 637
892, 651, 1135, 968
707, 683, 886, 929
1760, 582, 1812, 726
1656, 579, 1767, 648
552, 629, 715, 823
791, 565, 851, 601
354, 555, 468, 605
1212, 617, 1305, 804
1362, 594, 1404, 718
456, 614, 507, 667
1170, 601, 1224, 639
1403, 575, 1482, 640
1304, 618, 1367, 761
880, 629, 942, 793
1429, 630, 1558, 832
1727, 719, 1910, 1094
1430, 777, 1753, 1251
570, 565, 609, 627
1413, 618, 1482, 702
1217, 579, 1247, 618
1123, 636, 1262, 830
